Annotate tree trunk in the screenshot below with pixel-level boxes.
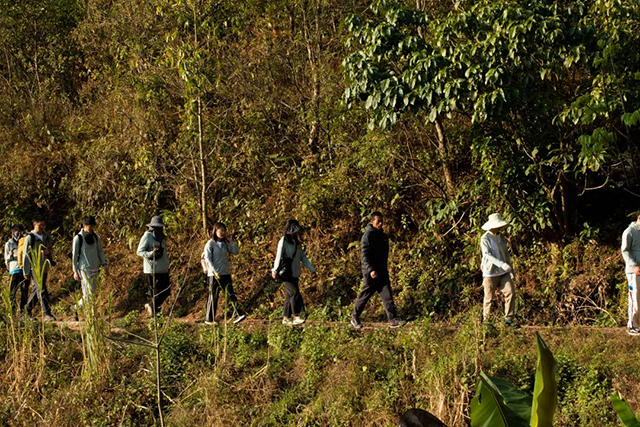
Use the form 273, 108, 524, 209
194, 2, 208, 232
304, 0, 321, 156
434, 118, 455, 195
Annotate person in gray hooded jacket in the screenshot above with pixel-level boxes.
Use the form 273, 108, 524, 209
5, 224, 27, 315
202, 222, 245, 325
23, 215, 56, 321
136, 216, 171, 316
271, 219, 316, 326
621, 208, 640, 336
71, 216, 107, 320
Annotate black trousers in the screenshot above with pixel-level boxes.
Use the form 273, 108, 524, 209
352, 273, 398, 321
145, 273, 171, 315
283, 278, 304, 318
27, 272, 52, 316
205, 275, 241, 322
9, 272, 28, 314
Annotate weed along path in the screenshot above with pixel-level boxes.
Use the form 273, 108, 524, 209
49, 316, 630, 335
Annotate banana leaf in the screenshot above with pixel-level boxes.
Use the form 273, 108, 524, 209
612, 393, 640, 427
530, 333, 557, 427
470, 372, 531, 427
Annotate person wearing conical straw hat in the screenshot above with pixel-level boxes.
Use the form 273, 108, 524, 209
480, 213, 516, 326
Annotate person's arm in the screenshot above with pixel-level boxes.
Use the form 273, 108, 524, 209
361, 231, 374, 276
97, 235, 107, 267
272, 238, 284, 275
136, 233, 154, 259
301, 248, 315, 274
204, 241, 218, 276
4, 242, 10, 270
622, 230, 640, 268
22, 235, 31, 276
72, 235, 81, 273
227, 240, 240, 255
481, 235, 510, 271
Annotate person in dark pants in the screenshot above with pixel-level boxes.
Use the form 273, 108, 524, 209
23, 215, 57, 321
271, 219, 316, 326
136, 216, 171, 316
203, 222, 245, 325
351, 211, 405, 329
4, 224, 27, 316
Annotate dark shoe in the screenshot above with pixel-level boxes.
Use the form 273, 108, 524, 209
505, 318, 520, 328
350, 316, 363, 330
389, 318, 406, 328
628, 328, 640, 336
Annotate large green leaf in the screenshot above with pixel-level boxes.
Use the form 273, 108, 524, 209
470, 372, 530, 427
530, 333, 557, 427
612, 393, 640, 427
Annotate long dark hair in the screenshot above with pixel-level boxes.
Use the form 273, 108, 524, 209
212, 222, 227, 242
283, 219, 303, 244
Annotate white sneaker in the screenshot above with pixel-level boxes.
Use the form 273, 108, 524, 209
628, 328, 640, 336
204, 320, 217, 326
292, 316, 305, 325
144, 303, 152, 316
282, 317, 293, 326
233, 314, 246, 324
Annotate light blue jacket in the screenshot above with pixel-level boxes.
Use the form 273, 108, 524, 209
72, 231, 106, 273
480, 232, 512, 278
271, 237, 315, 279
622, 222, 640, 274
136, 231, 170, 274
4, 238, 21, 273
204, 239, 239, 277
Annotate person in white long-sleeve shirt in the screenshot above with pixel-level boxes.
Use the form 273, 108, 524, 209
71, 216, 107, 321
480, 213, 516, 326
271, 219, 316, 326
621, 209, 640, 336
202, 222, 245, 325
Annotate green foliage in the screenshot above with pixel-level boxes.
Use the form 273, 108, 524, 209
612, 393, 640, 427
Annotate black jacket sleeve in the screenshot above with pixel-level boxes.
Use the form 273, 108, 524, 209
361, 230, 373, 276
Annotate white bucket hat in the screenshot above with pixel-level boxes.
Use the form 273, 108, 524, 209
482, 213, 509, 231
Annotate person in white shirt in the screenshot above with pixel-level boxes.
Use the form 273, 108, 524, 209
621, 208, 640, 336
480, 213, 516, 326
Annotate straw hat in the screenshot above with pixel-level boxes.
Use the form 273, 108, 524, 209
482, 213, 509, 231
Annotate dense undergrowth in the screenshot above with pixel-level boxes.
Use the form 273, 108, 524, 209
0, 315, 639, 426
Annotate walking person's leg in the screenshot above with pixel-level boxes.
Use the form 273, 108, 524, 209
482, 276, 499, 321
282, 280, 295, 320
498, 273, 515, 321
9, 274, 20, 314
628, 273, 640, 330
378, 275, 398, 321
290, 278, 304, 317
39, 273, 52, 316
353, 275, 377, 321
219, 275, 243, 319
17, 273, 28, 314
205, 276, 218, 323
154, 273, 171, 313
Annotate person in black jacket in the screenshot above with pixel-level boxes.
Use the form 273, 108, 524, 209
351, 211, 406, 329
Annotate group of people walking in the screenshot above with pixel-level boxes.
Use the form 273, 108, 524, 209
4, 209, 640, 334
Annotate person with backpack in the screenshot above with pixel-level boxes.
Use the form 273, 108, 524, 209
136, 216, 171, 317
480, 213, 517, 327
71, 216, 107, 321
351, 211, 405, 329
621, 208, 640, 336
271, 219, 315, 326
4, 224, 27, 316
23, 215, 56, 322
202, 222, 245, 325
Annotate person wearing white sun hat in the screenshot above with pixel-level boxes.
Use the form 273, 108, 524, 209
480, 213, 516, 326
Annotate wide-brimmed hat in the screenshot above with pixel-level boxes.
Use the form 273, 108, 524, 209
482, 213, 509, 231
146, 216, 165, 228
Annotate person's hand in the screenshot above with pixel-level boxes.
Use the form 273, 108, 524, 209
370, 271, 378, 279
272, 272, 277, 280
510, 272, 515, 281
635, 266, 640, 276
503, 264, 513, 273
73, 272, 80, 281
215, 272, 220, 280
